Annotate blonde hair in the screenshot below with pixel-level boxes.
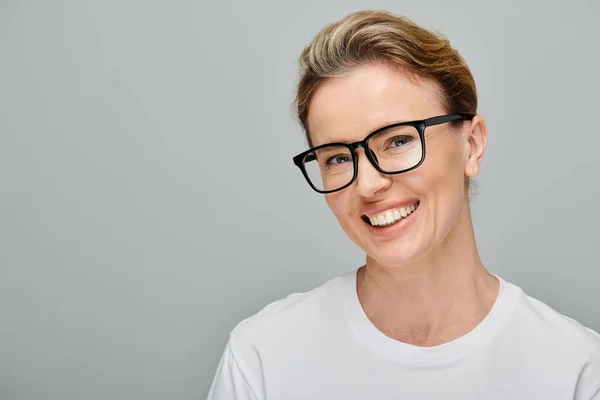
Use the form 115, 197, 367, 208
295, 10, 478, 144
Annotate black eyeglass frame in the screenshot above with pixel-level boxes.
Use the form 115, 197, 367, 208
292, 113, 475, 194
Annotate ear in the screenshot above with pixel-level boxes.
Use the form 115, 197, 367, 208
464, 115, 488, 178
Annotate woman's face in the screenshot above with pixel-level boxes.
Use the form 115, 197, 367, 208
306, 63, 486, 268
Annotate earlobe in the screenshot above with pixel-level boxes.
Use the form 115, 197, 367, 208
464, 116, 488, 178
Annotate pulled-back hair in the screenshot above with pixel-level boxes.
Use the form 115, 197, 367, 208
295, 10, 478, 145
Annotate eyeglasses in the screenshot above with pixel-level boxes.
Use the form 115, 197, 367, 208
292, 114, 474, 194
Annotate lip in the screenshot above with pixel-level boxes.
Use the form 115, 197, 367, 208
359, 198, 420, 218
363, 201, 420, 238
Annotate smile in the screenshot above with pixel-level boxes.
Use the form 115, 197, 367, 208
362, 201, 420, 227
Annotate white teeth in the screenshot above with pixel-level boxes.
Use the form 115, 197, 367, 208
365, 202, 419, 227
384, 211, 394, 224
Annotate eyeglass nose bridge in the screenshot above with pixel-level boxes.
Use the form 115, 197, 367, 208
348, 140, 380, 168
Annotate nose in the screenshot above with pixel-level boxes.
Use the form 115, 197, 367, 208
354, 149, 392, 198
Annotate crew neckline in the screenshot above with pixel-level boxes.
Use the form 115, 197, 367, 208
337, 268, 521, 363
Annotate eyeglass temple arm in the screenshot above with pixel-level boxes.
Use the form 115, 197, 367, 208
425, 114, 474, 127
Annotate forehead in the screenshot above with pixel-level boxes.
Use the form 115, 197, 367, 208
307, 64, 445, 147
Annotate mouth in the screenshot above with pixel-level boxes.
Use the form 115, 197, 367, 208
361, 200, 420, 228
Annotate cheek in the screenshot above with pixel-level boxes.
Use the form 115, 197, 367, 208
423, 140, 466, 187
325, 193, 361, 232
422, 148, 468, 224
325, 193, 352, 221
409, 146, 466, 220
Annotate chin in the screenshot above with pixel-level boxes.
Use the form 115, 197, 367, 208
365, 240, 423, 268
342, 223, 422, 266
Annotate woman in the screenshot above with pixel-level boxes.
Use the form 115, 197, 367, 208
208, 10, 600, 399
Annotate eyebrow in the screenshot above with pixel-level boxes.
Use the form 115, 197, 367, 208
313, 137, 353, 146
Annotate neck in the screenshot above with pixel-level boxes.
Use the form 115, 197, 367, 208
357, 201, 499, 346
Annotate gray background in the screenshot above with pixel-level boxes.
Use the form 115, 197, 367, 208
1, 0, 598, 398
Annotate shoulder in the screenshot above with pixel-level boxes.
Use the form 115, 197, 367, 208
511, 281, 600, 349
496, 278, 600, 397
504, 279, 600, 370
227, 272, 348, 355
211, 272, 350, 396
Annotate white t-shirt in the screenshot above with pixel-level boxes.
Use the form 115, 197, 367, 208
207, 270, 600, 399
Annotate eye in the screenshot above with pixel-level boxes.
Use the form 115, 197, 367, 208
390, 136, 412, 147
326, 154, 352, 165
